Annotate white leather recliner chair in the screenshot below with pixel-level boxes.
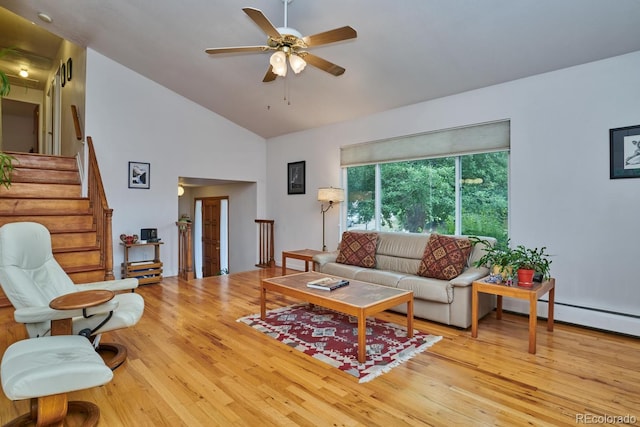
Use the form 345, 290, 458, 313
0, 222, 145, 369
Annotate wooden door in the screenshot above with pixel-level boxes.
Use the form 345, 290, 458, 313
202, 198, 221, 277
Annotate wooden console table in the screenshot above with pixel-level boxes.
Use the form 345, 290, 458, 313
281, 249, 324, 275
121, 242, 164, 285
471, 277, 555, 354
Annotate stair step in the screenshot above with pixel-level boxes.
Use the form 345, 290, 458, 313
51, 232, 99, 250
0, 182, 81, 199
0, 215, 95, 233
7, 152, 77, 171
0, 198, 91, 215
10, 167, 81, 185
55, 250, 102, 269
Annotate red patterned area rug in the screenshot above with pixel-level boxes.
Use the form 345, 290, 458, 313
237, 303, 442, 383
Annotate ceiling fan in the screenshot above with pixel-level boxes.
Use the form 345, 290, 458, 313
205, 0, 357, 82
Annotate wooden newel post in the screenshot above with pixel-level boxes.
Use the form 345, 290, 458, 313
176, 221, 194, 281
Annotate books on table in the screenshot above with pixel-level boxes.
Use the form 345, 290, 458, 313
306, 277, 349, 291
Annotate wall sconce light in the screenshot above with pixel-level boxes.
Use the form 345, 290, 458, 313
19, 68, 29, 78
317, 187, 344, 251
178, 184, 185, 197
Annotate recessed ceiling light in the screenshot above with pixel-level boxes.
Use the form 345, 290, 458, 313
37, 12, 52, 24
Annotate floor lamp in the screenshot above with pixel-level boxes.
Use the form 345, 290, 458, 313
318, 187, 345, 251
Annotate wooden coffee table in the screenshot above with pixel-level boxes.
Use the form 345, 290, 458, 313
260, 271, 414, 363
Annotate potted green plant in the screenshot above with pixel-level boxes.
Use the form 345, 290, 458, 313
470, 237, 515, 279
511, 245, 552, 288
0, 153, 15, 189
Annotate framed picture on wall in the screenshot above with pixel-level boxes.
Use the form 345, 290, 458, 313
128, 161, 150, 189
610, 125, 640, 179
287, 161, 305, 195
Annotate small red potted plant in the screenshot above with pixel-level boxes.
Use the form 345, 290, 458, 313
512, 245, 552, 288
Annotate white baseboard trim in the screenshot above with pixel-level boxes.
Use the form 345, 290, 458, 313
502, 299, 640, 337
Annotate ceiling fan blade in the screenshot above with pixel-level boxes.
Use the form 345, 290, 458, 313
301, 53, 346, 76
263, 65, 277, 82
242, 7, 282, 39
205, 46, 270, 55
302, 26, 357, 47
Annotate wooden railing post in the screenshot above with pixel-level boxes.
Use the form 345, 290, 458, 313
177, 221, 194, 280
87, 137, 115, 281
255, 219, 275, 268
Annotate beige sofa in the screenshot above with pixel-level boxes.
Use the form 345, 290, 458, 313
312, 230, 496, 328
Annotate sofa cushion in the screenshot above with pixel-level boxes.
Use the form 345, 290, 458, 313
353, 269, 404, 288
336, 231, 378, 268
317, 262, 363, 279
397, 276, 453, 303
417, 233, 472, 280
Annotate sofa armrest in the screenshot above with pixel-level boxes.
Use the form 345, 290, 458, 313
312, 251, 338, 267
450, 267, 489, 287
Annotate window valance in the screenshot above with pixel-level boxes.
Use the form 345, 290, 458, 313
340, 120, 510, 167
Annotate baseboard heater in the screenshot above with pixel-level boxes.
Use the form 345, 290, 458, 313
503, 298, 639, 338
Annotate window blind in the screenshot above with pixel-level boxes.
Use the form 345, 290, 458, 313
340, 120, 510, 167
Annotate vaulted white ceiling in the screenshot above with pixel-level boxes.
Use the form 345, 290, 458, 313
2, 0, 640, 138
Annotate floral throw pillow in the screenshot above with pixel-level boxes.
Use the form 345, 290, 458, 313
417, 233, 472, 280
335, 231, 378, 268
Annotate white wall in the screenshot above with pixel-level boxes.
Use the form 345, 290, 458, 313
84, 49, 266, 278
55, 39, 87, 157
266, 51, 640, 336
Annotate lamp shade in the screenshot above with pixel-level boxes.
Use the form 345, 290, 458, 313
269, 51, 287, 77
317, 187, 344, 203
289, 54, 307, 74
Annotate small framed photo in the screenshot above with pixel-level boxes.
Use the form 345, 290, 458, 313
287, 161, 305, 195
610, 125, 640, 179
128, 161, 150, 189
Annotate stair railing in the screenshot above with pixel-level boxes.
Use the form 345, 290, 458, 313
86, 136, 115, 280
255, 219, 275, 268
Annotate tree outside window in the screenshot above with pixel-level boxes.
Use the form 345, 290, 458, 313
345, 151, 509, 247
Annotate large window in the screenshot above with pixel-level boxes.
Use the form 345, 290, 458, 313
345, 151, 509, 246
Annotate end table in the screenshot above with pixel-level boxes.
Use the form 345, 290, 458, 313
471, 278, 555, 354
281, 249, 324, 275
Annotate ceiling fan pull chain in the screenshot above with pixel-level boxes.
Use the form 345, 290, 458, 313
283, 77, 288, 102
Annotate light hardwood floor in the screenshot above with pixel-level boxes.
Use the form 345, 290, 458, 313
1, 268, 639, 426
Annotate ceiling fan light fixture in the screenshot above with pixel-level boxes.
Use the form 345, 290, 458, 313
270, 51, 288, 77
289, 53, 306, 74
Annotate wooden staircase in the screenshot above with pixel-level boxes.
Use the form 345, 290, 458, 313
0, 138, 115, 307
